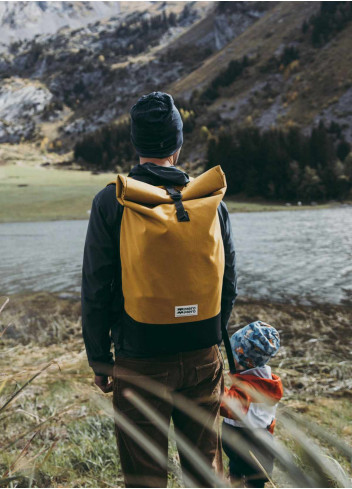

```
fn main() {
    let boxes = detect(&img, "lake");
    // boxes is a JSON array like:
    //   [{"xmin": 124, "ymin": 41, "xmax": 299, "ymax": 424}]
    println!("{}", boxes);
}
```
[{"xmin": 0, "ymin": 207, "xmax": 351, "ymax": 305}]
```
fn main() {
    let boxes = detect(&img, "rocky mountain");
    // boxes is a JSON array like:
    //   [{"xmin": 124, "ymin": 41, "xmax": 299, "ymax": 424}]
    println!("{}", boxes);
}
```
[
  {"xmin": 0, "ymin": 1, "xmax": 272, "ymax": 144},
  {"xmin": 0, "ymin": 0, "xmax": 352, "ymax": 161}
]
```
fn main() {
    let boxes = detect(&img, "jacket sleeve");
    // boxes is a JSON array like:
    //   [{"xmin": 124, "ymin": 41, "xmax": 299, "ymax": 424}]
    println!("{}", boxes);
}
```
[
  {"xmin": 220, "ymin": 385, "xmax": 250, "ymax": 419},
  {"xmin": 81, "ymin": 187, "xmax": 122, "ymax": 376},
  {"xmin": 218, "ymin": 201, "xmax": 238, "ymax": 331}
]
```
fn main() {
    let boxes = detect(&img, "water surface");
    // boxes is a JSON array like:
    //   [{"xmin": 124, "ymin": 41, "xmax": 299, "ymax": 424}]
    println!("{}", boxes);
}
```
[{"xmin": 0, "ymin": 208, "xmax": 351, "ymax": 305}]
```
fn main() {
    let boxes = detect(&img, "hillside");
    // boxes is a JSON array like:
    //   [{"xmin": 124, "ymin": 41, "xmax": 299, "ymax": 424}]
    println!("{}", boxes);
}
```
[
  {"xmin": 1, "ymin": 1, "xmax": 352, "ymax": 150},
  {"xmin": 0, "ymin": 1, "xmax": 274, "ymax": 145},
  {"xmin": 169, "ymin": 1, "xmax": 352, "ymax": 142}
]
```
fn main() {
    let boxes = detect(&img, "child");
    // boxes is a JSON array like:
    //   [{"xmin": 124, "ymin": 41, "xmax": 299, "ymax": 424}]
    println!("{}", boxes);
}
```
[{"xmin": 221, "ymin": 321, "xmax": 283, "ymax": 488}]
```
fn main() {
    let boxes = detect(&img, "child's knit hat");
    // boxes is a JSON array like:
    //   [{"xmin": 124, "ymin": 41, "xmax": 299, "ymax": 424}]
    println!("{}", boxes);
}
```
[{"xmin": 231, "ymin": 321, "xmax": 280, "ymax": 369}]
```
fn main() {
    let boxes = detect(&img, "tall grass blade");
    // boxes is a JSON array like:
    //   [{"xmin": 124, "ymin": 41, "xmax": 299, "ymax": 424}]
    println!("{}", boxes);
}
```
[
  {"xmin": 249, "ymin": 450, "xmax": 276, "ymax": 488},
  {"xmin": 279, "ymin": 412, "xmax": 351, "ymax": 488},
  {"xmin": 93, "ymin": 394, "xmax": 197, "ymax": 488},
  {"xmin": 3, "ymin": 403, "xmax": 78, "ymax": 449},
  {"xmin": 2, "ymin": 431, "xmax": 38, "ymax": 478},
  {"xmin": 124, "ymin": 388, "xmax": 229, "ymax": 488},
  {"xmin": 0, "ymin": 476, "xmax": 25, "ymax": 485},
  {"xmin": 112, "ymin": 368, "xmax": 314, "ymax": 487},
  {"xmin": 0, "ymin": 362, "xmax": 54, "ymax": 414},
  {"xmin": 0, "ymin": 296, "xmax": 9, "ymax": 315},
  {"xmin": 282, "ymin": 408, "xmax": 352, "ymax": 460}
]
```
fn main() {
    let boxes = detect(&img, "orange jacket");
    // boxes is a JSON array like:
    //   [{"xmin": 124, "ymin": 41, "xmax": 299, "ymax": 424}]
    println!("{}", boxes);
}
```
[{"xmin": 221, "ymin": 372, "xmax": 283, "ymax": 433}]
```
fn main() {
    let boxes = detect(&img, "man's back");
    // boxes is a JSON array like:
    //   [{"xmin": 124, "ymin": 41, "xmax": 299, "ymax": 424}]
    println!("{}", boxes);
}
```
[{"xmin": 81, "ymin": 91, "xmax": 238, "ymax": 488}]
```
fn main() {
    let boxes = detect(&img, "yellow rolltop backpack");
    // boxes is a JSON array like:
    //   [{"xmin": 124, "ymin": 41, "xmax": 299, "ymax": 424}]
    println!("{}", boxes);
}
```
[{"xmin": 109, "ymin": 165, "xmax": 227, "ymax": 354}]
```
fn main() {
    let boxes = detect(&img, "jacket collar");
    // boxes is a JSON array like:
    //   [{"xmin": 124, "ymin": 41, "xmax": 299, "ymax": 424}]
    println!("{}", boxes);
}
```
[{"xmin": 128, "ymin": 162, "xmax": 190, "ymax": 187}]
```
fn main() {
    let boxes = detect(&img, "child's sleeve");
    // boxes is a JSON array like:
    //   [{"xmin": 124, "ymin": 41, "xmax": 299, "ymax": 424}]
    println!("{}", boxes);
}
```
[{"xmin": 220, "ymin": 385, "xmax": 251, "ymax": 420}]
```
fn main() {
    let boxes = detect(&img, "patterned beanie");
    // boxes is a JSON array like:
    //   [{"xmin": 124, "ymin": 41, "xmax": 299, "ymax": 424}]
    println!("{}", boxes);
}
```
[
  {"xmin": 230, "ymin": 321, "xmax": 280, "ymax": 369},
  {"xmin": 130, "ymin": 91, "xmax": 183, "ymax": 158}
]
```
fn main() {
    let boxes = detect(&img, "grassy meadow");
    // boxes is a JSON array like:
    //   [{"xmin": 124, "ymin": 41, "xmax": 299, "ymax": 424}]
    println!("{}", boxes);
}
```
[
  {"xmin": 1, "ymin": 293, "xmax": 351, "ymax": 488},
  {"xmin": 0, "ymin": 144, "xmax": 340, "ymax": 223},
  {"xmin": 0, "ymin": 145, "xmax": 117, "ymax": 223}
]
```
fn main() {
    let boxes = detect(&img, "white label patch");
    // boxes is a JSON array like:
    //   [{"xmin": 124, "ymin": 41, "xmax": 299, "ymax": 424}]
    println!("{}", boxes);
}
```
[{"xmin": 175, "ymin": 304, "xmax": 198, "ymax": 317}]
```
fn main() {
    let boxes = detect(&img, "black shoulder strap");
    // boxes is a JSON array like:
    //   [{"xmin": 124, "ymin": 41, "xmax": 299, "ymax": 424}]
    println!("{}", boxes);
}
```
[
  {"xmin": 165, "ymin": 186, "xmax": 190, "ymax": 222},
  {"xmin": 221, "ymin": 323, "xmax": 236, "ymax": 374}
]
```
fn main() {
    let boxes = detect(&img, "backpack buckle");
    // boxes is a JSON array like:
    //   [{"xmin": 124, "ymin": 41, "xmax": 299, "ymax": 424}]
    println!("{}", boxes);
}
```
[
  {"xmin": 165, "ymin": 186, "xmax": 190, "ymax": 222},
  {"xmin": 170, "ymin": 192, "xmax": 182, "ymax": 201}
]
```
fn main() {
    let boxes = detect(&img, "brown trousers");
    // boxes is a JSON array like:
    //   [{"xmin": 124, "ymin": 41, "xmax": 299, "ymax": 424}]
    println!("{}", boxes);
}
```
[{"xmin": 112, "ymin": 345, "xmax": 224, "ymax": 488}]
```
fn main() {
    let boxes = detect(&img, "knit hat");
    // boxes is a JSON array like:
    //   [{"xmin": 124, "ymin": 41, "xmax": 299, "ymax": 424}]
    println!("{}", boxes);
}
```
[
  {"xmin": 130, "ymin": 92, "xmax": 183, "ymax": 158},
  {"xmin": 231, "ymin": 321, "xmax": 280, "ymax": 369}
]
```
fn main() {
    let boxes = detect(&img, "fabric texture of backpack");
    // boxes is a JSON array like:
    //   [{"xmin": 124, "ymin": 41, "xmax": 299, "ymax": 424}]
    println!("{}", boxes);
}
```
[{"xmin": 109, "ymin": 165, "xmax": 227, "ymax": 354}]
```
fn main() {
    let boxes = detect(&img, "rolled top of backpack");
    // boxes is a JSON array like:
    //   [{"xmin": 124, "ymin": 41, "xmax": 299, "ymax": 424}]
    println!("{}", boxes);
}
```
[{"xmin": 115, "ymin": 165, "xmax": 226, "ymax": 206}]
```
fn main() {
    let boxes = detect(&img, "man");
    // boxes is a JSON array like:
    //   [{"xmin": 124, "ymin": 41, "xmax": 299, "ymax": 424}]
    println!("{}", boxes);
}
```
[{"xmin": 81, "ymin": 92, "xmax": 237, "ymax": 487}]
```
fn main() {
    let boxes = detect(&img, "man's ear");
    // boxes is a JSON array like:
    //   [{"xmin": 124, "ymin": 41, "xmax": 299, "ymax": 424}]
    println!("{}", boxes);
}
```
[{"xmin": 173, "ymin": 148, "xmax": 181, "ymax": 165}]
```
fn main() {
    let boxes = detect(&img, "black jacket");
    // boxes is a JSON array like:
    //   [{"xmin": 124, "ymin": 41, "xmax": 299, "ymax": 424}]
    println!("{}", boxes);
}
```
[{"xmin": 81, "ymin": 163, "xmax": 238, "ymax": 374}]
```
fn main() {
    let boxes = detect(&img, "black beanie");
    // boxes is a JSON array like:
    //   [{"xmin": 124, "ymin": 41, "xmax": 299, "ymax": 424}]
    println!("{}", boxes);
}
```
[{"xmin": 130, "ymin": 92, "xmax": 183, "ymax": 158}]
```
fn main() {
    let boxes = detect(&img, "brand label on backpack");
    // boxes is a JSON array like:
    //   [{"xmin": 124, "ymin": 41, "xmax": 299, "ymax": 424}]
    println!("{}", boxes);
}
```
[{"xmin": 175, "ymin": 304, "xmax": 198, "ymax": 317}]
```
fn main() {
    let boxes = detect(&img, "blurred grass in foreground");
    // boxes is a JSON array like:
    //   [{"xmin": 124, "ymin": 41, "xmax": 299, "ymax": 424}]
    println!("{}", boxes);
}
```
[{"xmin": 0, "ymin": 293, "xmax": 351, "ymax": 487}]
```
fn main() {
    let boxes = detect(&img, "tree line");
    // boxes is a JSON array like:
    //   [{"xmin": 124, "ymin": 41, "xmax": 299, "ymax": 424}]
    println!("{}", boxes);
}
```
[
  {"xmin": 206, "ymin": 121, "xmax": 351, "ymax": 202},
  {"xmin": 74, "ymin": 119, "xmax": 133, "ymax": 171},
  {"xmin": 74, "ymin": 116, "xmax": 351, "ymax": 203}
]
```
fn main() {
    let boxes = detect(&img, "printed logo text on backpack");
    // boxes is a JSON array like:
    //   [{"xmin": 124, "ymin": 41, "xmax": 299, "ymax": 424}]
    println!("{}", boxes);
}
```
[{"xmin": 175, "ymin": 305, "xmax": 198, "ymax": 317}]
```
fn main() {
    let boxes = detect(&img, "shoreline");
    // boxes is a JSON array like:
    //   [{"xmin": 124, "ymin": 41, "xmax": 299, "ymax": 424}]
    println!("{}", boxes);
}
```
[
  {"xmin": 2, "ymin": 290, "xmax": 351, "ymax": 334},
  {"xmin": 0, "ymin": 197, "xmax": 347, "ymax": 225},
  {"xmin": 2, "ymin": 290, "xmax": 350, "ymax": 309}
]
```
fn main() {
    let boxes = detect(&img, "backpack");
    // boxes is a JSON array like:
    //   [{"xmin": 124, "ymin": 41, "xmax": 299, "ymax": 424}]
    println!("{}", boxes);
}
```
[{"xmin": 108, "ymin": 165, "xmax": 229, "ymax": 355}]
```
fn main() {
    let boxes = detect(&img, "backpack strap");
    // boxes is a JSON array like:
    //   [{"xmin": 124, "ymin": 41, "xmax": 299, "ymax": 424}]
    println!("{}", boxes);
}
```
[
  {"xmin": 221, "ymin": 323, "xmax": 237, "ymax": 373},
  {"xmin": 165, "ymin": 186, "xmax": 190, "ymax": 222}
]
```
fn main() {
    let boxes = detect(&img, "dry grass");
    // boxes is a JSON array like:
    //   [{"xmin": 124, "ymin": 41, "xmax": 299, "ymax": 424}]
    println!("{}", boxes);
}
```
[{"xmin": 0, "ymin": 293, "xmax": 351, "ymax": 487}]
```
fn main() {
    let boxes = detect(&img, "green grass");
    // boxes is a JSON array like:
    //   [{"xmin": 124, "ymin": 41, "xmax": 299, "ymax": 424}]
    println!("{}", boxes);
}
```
[
  {"xmin": 0, "ymin": 164, "xmax": 117, "ymax": 223},
  {"xmin": 0, "ymin": 163, "xmax": 340, "ymax": 223}
]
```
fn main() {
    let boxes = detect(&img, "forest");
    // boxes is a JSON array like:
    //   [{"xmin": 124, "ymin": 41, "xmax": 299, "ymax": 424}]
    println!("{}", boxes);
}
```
[{"xmin": 74, "ymin": 118, "xmax": 351, "ymax": 203}]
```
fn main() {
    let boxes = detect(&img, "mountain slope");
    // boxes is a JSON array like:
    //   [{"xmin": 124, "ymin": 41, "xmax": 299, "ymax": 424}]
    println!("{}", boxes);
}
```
[
  {"xmin": 169, "ymin": 2, "xmax": 317, "ymax": 97},
  {"xmin": 168, "ymin": 1, "xmax": 352, "ymax": 143},
  {"xmin": 1, "ymin": 1, "xmax": 352, "ymax": 151},
  {"xmin": 0, "ymin": 1, "xmax": 272, "ymax": 144}
]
